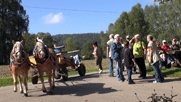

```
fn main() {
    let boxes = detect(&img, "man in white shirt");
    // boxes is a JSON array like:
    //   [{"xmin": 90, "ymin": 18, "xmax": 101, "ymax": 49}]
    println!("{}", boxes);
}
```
[
  {"xmin": 107, "ymin": 34, "xmax": 114, "ymax": 77},
  {"xmin": 147, "ymin": 35, "xmax": 164, "ymax": 83}
]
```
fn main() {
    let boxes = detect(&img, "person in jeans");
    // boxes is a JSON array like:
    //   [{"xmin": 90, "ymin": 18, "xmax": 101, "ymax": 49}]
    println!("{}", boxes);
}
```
[
  {"xmin": 111, "ymin": 34, "xmax": 125, "ymax": 82},
  {"xmin": 147, "ymin": 35, "xmax": 164, "ymax": 83},
  {"xmin": 161, "ymin": 40, "xmax": 174, "ymax": 65},
  {"xmin": 93, "ymin": 42, "xmax": 103, "ymax": 74},
  {"xmin": 126, "ymin": 35, "xmax": 137, "ymax": 73},
  {"xmin": 132, "ymin": 34, "xmax": 147, "ymax": 79},
  {"xmin": 123, "ymin": 41, "xmax": 137, "ymax": 84},
  {"xmin": 107, "ymin": 34, "xmax": 115, "ymax": 77}
]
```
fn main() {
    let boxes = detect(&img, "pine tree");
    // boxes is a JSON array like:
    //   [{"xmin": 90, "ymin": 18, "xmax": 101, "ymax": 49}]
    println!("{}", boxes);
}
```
[{"xmin": 0, "ymin": 0, "xmax": 29, "ymax": 64}]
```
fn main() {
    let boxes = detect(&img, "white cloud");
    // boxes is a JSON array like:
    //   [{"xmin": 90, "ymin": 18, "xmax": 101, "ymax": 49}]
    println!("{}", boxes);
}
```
[{"xmin": 42, "ymin": 12, "xmax": 64, "ymax": 24}]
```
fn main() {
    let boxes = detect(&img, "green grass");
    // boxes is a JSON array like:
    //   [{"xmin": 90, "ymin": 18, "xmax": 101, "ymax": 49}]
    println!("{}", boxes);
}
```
[
  {"xmin": 0, "ymin": 67, "xmax": 109, "ymax": 87},
  {"xmin": 146, "ymin": 66, "xmax": 181, "ymax": 78}
]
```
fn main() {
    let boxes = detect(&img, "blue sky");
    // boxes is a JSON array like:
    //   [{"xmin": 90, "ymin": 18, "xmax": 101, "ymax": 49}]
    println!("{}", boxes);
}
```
[{"xmin": 21, "ymin": 0, "xmax": 159, "ymax": 36}]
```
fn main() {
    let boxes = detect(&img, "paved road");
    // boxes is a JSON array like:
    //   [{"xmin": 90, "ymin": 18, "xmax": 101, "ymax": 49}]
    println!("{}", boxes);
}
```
[{"xmin": 0, "ymin": 70, "xmax": 181, "ymax": 102}]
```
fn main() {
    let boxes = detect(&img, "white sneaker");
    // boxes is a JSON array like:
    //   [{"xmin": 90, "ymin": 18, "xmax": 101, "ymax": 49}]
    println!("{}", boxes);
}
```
[
  {"xmin": 99, "ymin": 70, "xmax": 103, "ymax": 74},
  {"xmin": 153, "ymin": 81, "xmax": 157, "ymax": 83},
  {"xmin": 153, "ymin": 81, "xmax": 161, "ymax": 83},
  {"xmin": 171, "ymin": 61, "xmax": 175, "ymax": 64}
]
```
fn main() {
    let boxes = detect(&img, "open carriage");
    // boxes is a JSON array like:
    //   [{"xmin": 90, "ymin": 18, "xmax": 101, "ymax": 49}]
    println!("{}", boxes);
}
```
[
  {"xmin": 55, "ymin": 50, "xmax": 86, "ymax": 81},
  {"xmin": 29, "ymin": 46, "xmax": 86, "ymax": 84}
]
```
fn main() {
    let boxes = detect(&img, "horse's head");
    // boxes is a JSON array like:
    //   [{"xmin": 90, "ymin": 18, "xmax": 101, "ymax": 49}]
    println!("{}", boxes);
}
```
[
  {"xmin": 35, "ymin": 38, "xmax": 47, "ymax": 59},
  {"xmin": 12, "ymin": 40, "xmax": 24, "ymax": 62}
]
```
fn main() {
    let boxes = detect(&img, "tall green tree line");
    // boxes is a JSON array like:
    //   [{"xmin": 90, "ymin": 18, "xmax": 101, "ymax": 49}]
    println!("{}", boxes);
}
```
[{"xmin": 0, "ymin": 0, "xmax": 29, "ymax": 64}]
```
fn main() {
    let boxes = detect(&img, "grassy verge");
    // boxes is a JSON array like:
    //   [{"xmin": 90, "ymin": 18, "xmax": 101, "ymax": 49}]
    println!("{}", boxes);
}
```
[
  {"xmin": 0, "ymin": 67, "xmax": 109, "ymax": 87},
  {"xmin": 146, "ymin": 66, "xmax": 181, "ymax": 78}
]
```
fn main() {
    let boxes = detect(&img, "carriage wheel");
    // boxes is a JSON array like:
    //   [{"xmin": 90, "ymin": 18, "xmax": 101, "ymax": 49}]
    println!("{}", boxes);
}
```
[
  {"xmin": 55, "ymin": 68, "xmax": 61, "ymax": 79},
  {"xmin": 62, "ymin": 67, "xmax": 68, "ymax": 81},
  {"xmin": 78, "ymin": 63, "xmax": 86, "ymax": 76}
]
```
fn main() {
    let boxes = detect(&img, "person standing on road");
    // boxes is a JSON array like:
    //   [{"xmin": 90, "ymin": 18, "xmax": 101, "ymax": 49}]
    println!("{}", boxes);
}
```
[
  {"xmin": 147, "ymin": 35, "xmax": 164, "ymax": 83},
  {"xmin": 132, "ymin": 34, "xmax": 147, "ymax": 79},
  {"xmin": 107, "ymin": 34, "xmax": 115, "ymax": 77},
  {"xmin": 126, "ymin": 35, "xmax": 137, "ymax": 73},
  {"xmin": 111, "ymin": 34, "xmax": 125, "ymax": 82},
  {"xmin": 123, "ymin": 41, "xmax": 137, "ymax": 84},
  {"xmin": 93, "ymin": 42, "xmax": 103, "ymax": 74}
]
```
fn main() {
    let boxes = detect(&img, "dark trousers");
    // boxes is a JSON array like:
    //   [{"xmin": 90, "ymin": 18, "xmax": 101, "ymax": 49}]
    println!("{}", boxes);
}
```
[
  {"xmin": 135, "ymin": 57, "xmax": 146, "ymax": 77},
  {"xmin": 95, "ymin": 56, "xmax": 102, "ymax": 70}
]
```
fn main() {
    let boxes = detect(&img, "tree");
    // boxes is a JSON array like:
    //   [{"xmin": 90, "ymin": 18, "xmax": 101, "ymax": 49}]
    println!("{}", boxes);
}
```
[
  {"xmin": 22, "ymin": 33, "xmax": 36, "ymax": 55},
  {"xmin": 106, "ymin": 23, "xmax": 114, "ymax": 34},
  {"xmin": 144, "ymin": 4, "xmax": 159, "ymax": 39},
  {"xmin": 0, "ymin": 0, "xmax": 29, "ymax": 64},
  {"xmin": 37, "ymin": 32, "xmax": 55, "ymax": 48},
  {"xmin": 66, "ymin": 37, "xmax": 80, "ymax": 51},
  {"xmin": 81, "ymin": 42, "xmax": 94, "ymax": 59},
  {"xmin": 113, "ymin": 11, "xmax": 130, "ymax": 39},
  {"xmin": 129, "ymin": 3, "xmax": 148, "ymax": 41},
  {"xmin": 100, "ymin": 31, "xmax": 108, "ymax": 57},
  {"xmin": 154, "ymin": 0, "xmax": 181, "ymax": 4}
]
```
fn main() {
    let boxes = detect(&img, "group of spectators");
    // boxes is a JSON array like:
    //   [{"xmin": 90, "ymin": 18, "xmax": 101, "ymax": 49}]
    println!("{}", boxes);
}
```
[
  {"xmin": 156, "ymin": 39, "xmax": 180, "ymax": 66},
  {"xmin": 93, "ymin": 34, "xmax": 173, "ymax": 84},
  {"xmin": 106, "ymin": 34, "xmax": 148, "ymax": 84}
]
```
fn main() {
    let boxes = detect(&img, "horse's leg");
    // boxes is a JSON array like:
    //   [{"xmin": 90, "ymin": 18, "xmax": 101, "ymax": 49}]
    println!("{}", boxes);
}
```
[
  {"xmin": 52, "ymin": 68, "xmax": 55, "ymax": 89},
  {"xmin": 23, "ymin": 71, "xmax": 28, "ymax": 96},
  {"xmin": 39, "ymin": 70, "xmax": 46, "ymax": 92},
  {"xmin": 18, "ymin": 75, "xmax": 23, "ymax": 93},
  {"xmin": 12, "ymin": 73, "xmax": 17, "ymax": 92},
  {"xmin": 47, "ymin": 70, "xmax": 53, "ymax": 94}
]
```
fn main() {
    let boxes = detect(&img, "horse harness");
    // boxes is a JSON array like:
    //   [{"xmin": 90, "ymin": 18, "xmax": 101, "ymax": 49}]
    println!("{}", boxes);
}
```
[{"xmin": 10, "ymin": 50, "xmax": 28, "ymax": 70}]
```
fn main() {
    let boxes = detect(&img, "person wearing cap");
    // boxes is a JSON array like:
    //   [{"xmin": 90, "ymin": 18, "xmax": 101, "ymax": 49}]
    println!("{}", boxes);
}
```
[
  {"xmin": 111, "ymin": 34, "xmax": 125, "ymax": 82},
  {"xmin": 132, "ymin": 34, "xmax": 147, "ymax": 79},
  {"xmin": 147, "ymin": 35, "xmax": 164, "ymax": 83},
  {"xmin": 161, "ymin": 40, "xmax": 174, "ymax": 66},
  {"xmin": 126, "ymin": 35, "xmax": 137, "ymax": 73},
  {"xmin": 107, "ymin": 34, "xmax": 115, "ymax": 77}
]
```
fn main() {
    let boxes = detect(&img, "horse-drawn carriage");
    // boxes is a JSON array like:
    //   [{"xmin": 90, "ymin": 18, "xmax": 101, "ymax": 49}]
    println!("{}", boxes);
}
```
[
  {"xmin": 30, "ymin": 46, "xmax": 86, "ymax": 84},
  {"xmin": 10, "ymin": 38, "xmax": 86, "ymax": 96}
]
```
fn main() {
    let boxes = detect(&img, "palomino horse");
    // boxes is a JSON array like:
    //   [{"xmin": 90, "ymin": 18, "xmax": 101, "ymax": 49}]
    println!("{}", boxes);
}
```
[
  {"xmin": 34, "ymin": 38, "xmax": 57, "ymax": 94},
  {"xmin": 10, "ymin": 40, "xmax": 33, "ymax": 96}
]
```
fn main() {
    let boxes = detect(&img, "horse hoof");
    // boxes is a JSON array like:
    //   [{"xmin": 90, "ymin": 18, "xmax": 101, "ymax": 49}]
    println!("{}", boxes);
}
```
[
  {"xmin": 20, "ymin": 91, "xmax": 23, "ymax": 94},
  {"xmin": 14, "ymin": 90, "xmax": 17, "ymax": 92},
  {"xmin": 24, "ymin": 93, "xmax": 28, "ymax": 97},
  {"xmin": 42, "ymin": 90, "xmax": 46, "ymax": 93}
]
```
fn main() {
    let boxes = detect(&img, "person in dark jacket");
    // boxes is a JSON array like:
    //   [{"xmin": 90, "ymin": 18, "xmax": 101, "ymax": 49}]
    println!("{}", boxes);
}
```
[{"xmin": 123, "ymin": 41, "xmax": 137, "ymax": 84}]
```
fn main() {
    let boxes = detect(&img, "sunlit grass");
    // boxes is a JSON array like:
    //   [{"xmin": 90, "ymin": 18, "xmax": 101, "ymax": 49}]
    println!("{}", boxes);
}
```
[{"xmin": 146, "ymin": 66, "xmax": 181, "ymax": 78}]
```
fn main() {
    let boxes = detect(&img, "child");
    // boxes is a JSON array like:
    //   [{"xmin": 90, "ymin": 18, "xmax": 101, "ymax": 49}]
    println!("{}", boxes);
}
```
[{"xmin": 123, "ymin": 41, "xmax": 137, "ymax": 84}]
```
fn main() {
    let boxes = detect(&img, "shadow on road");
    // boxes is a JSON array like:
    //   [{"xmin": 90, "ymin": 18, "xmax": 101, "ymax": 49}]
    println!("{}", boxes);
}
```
[
  {"xmin": 53, "ymin": 83, "xmax": 119, "ymax": 96},
  {"xmin": 55, "ymin": 72, "xmax": 101, "ymax": 83},
  {"xmin": 28, "ymin": 72, "xmax": 119, "ymax": 97}
]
